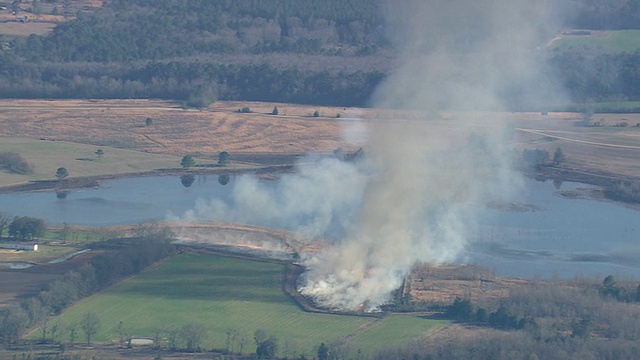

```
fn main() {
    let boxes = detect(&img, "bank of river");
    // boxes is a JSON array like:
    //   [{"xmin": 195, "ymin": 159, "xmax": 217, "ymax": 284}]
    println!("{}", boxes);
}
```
[{"xmin": 0, "ymin": 172, "xmax": 637, "ymax": 279}]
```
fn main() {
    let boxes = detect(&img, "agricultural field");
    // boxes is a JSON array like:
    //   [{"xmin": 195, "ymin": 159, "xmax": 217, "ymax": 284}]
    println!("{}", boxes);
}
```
[
  {"xmin": 42, "ymin": 252, "xmax": 448, "ymax": 357},
  {"xmin": 548, "ymin": 30, "xmax": 640, "ymax": 53},
  {"xmin": 0, "ymin": 137, "xmax": 184, "ymax": 187}
]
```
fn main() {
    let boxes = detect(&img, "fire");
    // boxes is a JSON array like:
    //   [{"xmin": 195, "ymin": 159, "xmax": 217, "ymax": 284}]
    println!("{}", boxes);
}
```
[{"xmin": 236, "ymin": 243, "xmax": 263, "ymax": 250}]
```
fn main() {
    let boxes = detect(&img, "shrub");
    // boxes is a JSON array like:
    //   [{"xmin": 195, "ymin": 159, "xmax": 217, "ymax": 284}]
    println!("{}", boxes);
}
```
[{"xmin": 0, "ymin": 151, "xmax": 32, "ymax": 174}]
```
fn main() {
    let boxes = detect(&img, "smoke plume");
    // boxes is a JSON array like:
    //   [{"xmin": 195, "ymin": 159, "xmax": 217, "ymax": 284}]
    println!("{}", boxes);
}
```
[
  {"xmin": 181, "ymin": 0, "xmax": 563, "ymax": 310},
  {"xmin": 298, "ymin": 0, "xmax": 562, "ymax": 310}
]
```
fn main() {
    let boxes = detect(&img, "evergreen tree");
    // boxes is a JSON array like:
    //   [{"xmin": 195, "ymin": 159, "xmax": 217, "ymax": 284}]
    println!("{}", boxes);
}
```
[{"xmin": 553, "ymin": 147, "xmax": 566, "ymax": 165}]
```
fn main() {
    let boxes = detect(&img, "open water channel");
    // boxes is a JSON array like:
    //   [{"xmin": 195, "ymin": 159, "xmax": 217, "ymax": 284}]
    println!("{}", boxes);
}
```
[{"xmin": 0, "ymin": 173, "xmax": 638, "ymax": 279}]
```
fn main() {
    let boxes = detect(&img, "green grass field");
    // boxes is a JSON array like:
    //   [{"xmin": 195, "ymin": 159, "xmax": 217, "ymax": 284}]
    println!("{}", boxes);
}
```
[
  {"xmin": 0, "ymin": 226, "xmax": 118, "ymax": 264},
  {"xmin": 550, "ymin": 30, "xmax": 640, "ymax": 53},
  {"xmin": 548, "ymin": 100, "xmax": 640, "ymax": 114},
  {"xmin": 0, "ymin": 227, "xmax": 114, "ymax": 264},
  {"xmin": 0, "ymin": 137, "xmax": 183, "ymax": 187},
  {"xmin": 43, "ymin": 253, "xmax": 447, "ymax": 357}
]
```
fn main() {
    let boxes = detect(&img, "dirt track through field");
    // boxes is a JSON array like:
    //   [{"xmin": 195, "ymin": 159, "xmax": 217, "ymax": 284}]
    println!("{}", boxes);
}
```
[{"xmin": 518, "ymin": 128, "xmax": 640, "ymax": 150}]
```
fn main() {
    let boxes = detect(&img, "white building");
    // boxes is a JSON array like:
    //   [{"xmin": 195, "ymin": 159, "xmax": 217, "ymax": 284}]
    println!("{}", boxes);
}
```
[{"xmin": 0, "ymin": 242, "xmax": 38, "ymax": 251}]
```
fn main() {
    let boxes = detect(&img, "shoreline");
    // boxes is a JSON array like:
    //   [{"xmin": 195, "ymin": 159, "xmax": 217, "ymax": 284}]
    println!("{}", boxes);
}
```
[
  {"xmin": 0, "ymin": 164, "xmax": 294, "ymax": 194},
  {"xmin": 0, "ymin": 160, "xmax": 638, "ymax": 206}
]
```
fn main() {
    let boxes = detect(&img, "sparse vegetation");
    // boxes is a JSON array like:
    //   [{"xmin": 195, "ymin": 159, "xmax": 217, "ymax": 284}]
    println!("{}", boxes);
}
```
[
  {"xmin": 180, "ymin": 155, "xmax": 195, "ymax": 169},
  {"xmin": 80, "ymin": 313, "xmax": 99, "ymax": 345},
  {"xmin": 522, "ymin": 148, "xmax": 550, "ymax": 167},
  {"xmin": 373, "ymin": 270, "xmax": 640, "ymax": 359},
  {"xmin": 55, "ymin": 167, "xmax": 68, "ymax": 179},
  {"xmin": 0, "ymin": 152, "xmax": 32, "ymax": 175},
  {"xmin": 605, "ymin": 181, "xmax": 640, "ymax": 203},
  {"xmin": 218, "ymin": 151, "xmax": 230, "ymax": 165},
  {"xmin": 552, "ymin": 147, "xmax": 566, "ymax": 165}
]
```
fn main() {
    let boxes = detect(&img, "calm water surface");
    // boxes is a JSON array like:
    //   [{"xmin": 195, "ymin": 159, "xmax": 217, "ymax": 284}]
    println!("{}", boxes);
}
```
[{"xmin": 0, "ymin": 174, "xmax": 638, "ymax": 279}]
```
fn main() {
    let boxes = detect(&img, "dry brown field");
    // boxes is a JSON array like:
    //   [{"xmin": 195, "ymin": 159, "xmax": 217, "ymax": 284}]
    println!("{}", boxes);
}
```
[
  {"xmin": 0, "ymin": 99, "xmax": 354, "ymax": 156},
  {"xmin": 408, "ymin": 264, "xmax": 529, "ymax": 304},
  {"xmin": 0, "ymin": 20, "xmax": 57, "ymax": 36},
  {"xmin": 1, "ymin": 99, "xmax": 639, "ymax": 183},
  {"xmin": 0, "ymin": 249, "xmax": 95, "ymax": 307},
  {"xmin": 0, "ymin": 0, "xmax": 102, "ymax": 36}
]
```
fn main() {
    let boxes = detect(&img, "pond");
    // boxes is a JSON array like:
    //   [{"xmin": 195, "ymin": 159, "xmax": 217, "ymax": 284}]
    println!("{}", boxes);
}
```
[
  {"xmin": 471, "ymin": 179, "xmax": 640, "ymax": 279},
  {"xmin": 0, "ymin": 174, "xmax": 237, "ymax": 226},
  {"xmin": 0, "ymin": 173, "xmax": 638, "ymax": 279}
]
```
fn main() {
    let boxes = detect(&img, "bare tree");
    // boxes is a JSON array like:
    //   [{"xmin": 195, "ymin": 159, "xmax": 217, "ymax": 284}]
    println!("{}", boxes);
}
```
[
  {"xmin": 67, "ymin": 323, "xmax": 77, "ymax": 346},
  {"xmin": 50, "ymin": 323, "xmax": 59, "ymax": 344},
  {"xmin": 39, "ymin": 315, "xmax": 51, "ymax": 343},
  {"xmin": 0, "ymin": 211, "xmax": 11, "ymax": 240},
  {"xmin": 80, "ymin": 312, "xmax": 100, "ymax": 345},
  {"xmin": 153, "ymin": 326, "xmax": 165, "ymax": 349},
  {"xmin": 237, "ymin": 330, "xmax": 248, "ymax": 354},
  {"xmin": 59, "ymin": 222, "xmax": 70, "ymax": 244},
  {"xmin": 167, "ymin": 327, "xmax": 180, "ymax": 350},
  {"xmin": 2, "ymin": 307, "xmax": 28, "ymax": 348},
  {"xmin": 283, "ymin": 335, "xmax": 295, "ymax": 359},
  {"xmin": 226, "ymin": 328, "xmax": 239, "ymax": 353},
  {"xmin": 180, "ymin": 322, "xmax": 207, "ymax": 352}
]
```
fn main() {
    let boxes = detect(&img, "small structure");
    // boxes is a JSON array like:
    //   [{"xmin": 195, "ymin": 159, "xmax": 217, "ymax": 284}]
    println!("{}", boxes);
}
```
[{"xmin": 0, "ymin": 242, "xmax": 38, "ymax": 251}]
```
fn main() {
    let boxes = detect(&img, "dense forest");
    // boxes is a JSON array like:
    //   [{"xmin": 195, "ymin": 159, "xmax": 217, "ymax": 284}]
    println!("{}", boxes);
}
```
[{"xmin": 3, "ymin": 0, "xmax": 640, "ymax": 107}]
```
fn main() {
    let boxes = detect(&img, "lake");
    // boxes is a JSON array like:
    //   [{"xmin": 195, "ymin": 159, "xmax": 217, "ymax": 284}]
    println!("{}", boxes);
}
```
[{"xmin": 0, "ymin": 173, "xmax": 638, "ymax": 279}]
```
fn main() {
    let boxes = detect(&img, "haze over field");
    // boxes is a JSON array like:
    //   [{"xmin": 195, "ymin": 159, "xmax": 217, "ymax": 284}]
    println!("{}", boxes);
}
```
[{"xmin": 182, "ymin": 0, "xmax": 566, "ymax": 310}]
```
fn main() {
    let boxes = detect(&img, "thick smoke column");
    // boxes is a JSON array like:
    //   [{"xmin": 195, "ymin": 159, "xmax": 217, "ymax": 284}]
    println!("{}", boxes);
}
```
[
  {"xmin": 180, "ymin": 0, "xmax": 563, "ymax": 310},
  {"xmin": 298, "ymin": 0, "xmax": 562, "ymax": 309}
]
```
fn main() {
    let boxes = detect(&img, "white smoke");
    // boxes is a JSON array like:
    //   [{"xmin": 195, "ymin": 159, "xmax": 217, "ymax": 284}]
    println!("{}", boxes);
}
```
[
  {"xmin": 179, "ymin": 0, "xmax": 564, "ymax": 310},
  {"xmin": 297, "ymin": 0, "xmax": 562, "ymax": 310},
  {"xmin": 180, "ymin": 156, "xmax": 370, "ymax": 240}
]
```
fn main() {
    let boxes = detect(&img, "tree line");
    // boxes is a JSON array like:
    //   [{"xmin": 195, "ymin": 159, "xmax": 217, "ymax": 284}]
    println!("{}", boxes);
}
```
[
  {"xmin": 0, "ymin": 213, "xmax": 46, "ymax": 242},
  {"xmin": 376, "ymin": 274, "xmax": 640, "ymax": 360},
  {"xmin": 0, "ymin": 60, "xmax": 383, "ymax": 107},
  {"xmin": 7, "ymin": 1, "xmax": 640, "ymax": 108},
  {"xmin": 10, "ymin": 0, "xmax": 383, "ymax": 63},
  {"xmin": 0, "ymin": 224, "xmax": 176, "ymax": 348}
]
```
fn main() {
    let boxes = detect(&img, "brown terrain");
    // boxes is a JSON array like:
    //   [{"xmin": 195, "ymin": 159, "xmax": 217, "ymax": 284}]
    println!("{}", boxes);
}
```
[
  {"xmin": 1, "ymin": 99, "xmax": 639, "ymax": 183},
  {"xmin": 0, "ymin": 248, "xmax": 95, "ymax": 306},
  {"xmin": 0, "ymin": 99, "xmax": 639, "ymax": 358},
  {"xmin": 0, "ymin": 0, "xmax": 102, "ymax": 36},
  {"xmin": 1, "ymin": 99, "xmax": 639, "ymax": 304}
]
